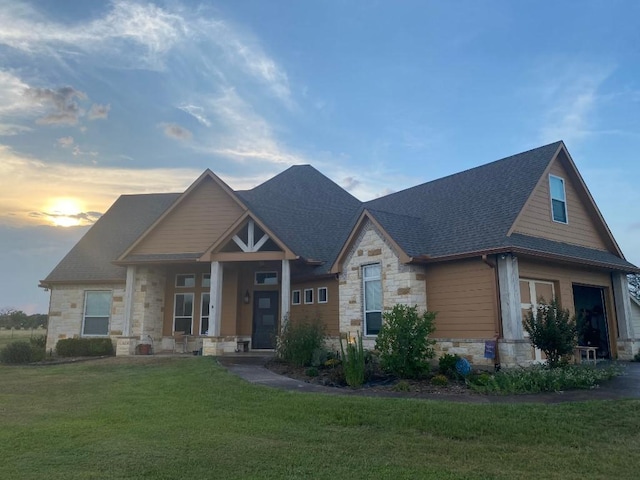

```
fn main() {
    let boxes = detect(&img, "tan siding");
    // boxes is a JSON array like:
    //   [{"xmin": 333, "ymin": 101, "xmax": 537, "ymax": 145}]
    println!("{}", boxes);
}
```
[
  {"xmin": 518, "ymin": 257, "xmax": 618, "ymax": 356},
  {"xmin": 290, "ymin": 278, "xmax": 340, "ymax": 337},
  {"xmin": 133, "ymin": 177, "xmax": 244, "ymax": 255},
  {"xmin": 512, "ymin": 159, "xmax": 607, "ymax": 250},
  {"xmin": 426, "ymin": 258, "xmax": 498, "ymax": 338}
]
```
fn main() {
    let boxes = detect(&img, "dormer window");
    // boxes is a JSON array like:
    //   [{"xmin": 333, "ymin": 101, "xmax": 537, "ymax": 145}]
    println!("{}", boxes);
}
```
[{"xmin": 549, "ymin": 175, "xmax": 568, "ymax": 224}]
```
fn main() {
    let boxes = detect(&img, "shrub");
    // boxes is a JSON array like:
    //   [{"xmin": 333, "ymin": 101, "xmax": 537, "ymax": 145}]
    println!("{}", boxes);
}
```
[
  {"xmin": 305, "ymin": 367, "xmax": 319, "ymax": 377},
  {"xmin": 375, "ymin": 304, "xmax": 436, "ymax": 379},
  {"xmin": 633, "ymin": 352, "xmax": 640, "ymax": 362},
  {"xmin": 276, "ymin": 318, "xmax": 326, "ymax": 367},
  {"xmin": 340, "ymin": 331, "xmax": 366, "ymax": 388},
  {"xmin": 438, "ymin": 353, "xmax": 461, "ymax": 378},
  {"xmin": 393, "ymin": 380, "xmax": 411, "ymax": 392},
  {"xmin": 431, "ymin": 374, "xmax": 449, "ymax": 386},
  {"xmin": 55, "ymin": 338, "xmax": 114, "ymax": 357},
  {"xmin": 0, "ymin": 341, "xmax": 33, "ymax": 364},
  {"xmin": 523, "ymin": 298, "xmax": 577, "ymax": 368},
  {"xmin": 467, "ymin": 363, "xmax": 622, "ymax": 394}
]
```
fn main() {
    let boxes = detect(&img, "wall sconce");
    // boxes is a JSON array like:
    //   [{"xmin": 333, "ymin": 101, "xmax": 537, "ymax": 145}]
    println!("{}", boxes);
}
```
[{"xmin": 243, "ymin": 290, "xmax": 251, "ymax": 304}]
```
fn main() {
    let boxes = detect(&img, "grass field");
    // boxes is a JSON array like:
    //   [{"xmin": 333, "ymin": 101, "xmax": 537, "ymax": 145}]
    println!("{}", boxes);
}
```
[
  {"xmin": 0, "ymin": 328, "xmax": 43, "ymax": 349},
  {"xmin": 1, "ymin": 357, "xmax": 639, "ymax": 479}
]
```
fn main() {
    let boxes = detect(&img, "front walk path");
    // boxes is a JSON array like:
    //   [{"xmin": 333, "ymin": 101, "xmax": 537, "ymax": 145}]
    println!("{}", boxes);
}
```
[{"xmin": 217, "ymin": 355, "xmax": 640, "ymax": 404}]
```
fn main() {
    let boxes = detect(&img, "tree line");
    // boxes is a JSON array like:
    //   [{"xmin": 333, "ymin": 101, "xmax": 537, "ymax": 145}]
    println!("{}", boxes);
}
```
[{"xmin": 0, "ymin": 309, "xmax": 48, "ymax": 330}]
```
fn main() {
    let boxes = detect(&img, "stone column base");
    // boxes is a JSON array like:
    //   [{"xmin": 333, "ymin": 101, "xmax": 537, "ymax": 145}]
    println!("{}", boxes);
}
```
[
  {"xmin": 202, "ymin": 336, "xmax": 245, "ymax": 356},
  {"xmin": 616, "ymin": 339, "xmax": 640, "ymax": 360},
  {"xmin": 115, "ymin": 337, "xmax": 137, "ymax": 356},
  {"xmin": 498, "ymin": 339, "xmax": 535, "ymax": 367}
]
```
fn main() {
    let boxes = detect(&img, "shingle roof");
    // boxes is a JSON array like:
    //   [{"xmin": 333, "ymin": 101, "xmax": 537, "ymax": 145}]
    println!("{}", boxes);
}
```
[
  {"xmin": 237, "ymin": 165, "xmax": 362, "ymax": 273},
  {"xmin": 42, "ymin": 193, "xmax": 180, "ymax": 284},
  {"xmin": 365, "ymin": 141, "xmax": 563, "ymax": 258}
]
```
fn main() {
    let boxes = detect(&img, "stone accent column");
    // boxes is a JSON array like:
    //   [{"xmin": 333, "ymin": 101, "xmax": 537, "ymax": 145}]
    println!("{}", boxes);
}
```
[
  {"xmin": 497, "ymin": 253, "xmax": 523, "ymax": 340},
  {"xmin": 123, "ymin": 265, "xmax": 136, "ymax": 337},
  {"xmin": 209, "ymin": 261, "xmax": 223, "ymax": 337},
  {"xmin": 281, "ymin": 259, "xmax": 290, "ymax": 331},
  {"xmin": 612, "ymin": 272, "xmax": 637, "ymax": 359}
]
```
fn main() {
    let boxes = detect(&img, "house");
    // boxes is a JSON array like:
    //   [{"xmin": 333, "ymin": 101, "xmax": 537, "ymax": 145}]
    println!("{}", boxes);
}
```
[{"xmin": 40, "ymin": 141, "xmax": 640, "ymax": 365}]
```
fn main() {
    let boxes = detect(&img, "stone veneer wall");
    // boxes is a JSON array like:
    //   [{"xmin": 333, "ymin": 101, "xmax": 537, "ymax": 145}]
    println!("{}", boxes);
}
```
[
  {"xmin": 46, "ymin": 284, "xmax": 126, "ymax": 352},
  {"xmin": 338, "ymin": 220, "xmax": 427, "ymax": 349},
  {"xmin": 130, "ymin": 266, "xmax": 166, "ymax": 341}
]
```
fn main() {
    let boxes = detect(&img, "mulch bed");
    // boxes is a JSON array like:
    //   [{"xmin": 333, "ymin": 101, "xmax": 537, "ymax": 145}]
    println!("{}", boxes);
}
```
[{"xmin": 265, "ymin": 358, "xmax": 474, "ymax": 396}]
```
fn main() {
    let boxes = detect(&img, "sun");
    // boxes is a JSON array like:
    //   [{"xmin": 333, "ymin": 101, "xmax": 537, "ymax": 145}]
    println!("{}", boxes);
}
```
[{"xmin": 47, "ymin": 198, "xmax": 83, "ymax": 227}]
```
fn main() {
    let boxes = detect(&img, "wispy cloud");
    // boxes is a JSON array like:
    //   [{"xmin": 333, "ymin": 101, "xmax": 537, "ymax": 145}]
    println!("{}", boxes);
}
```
[
  {"xmin": 178, "ymin": 104, "xmax": 211, "ymax": 127},
  {"xmin": 56, "ymin": 136, "xmax": 74, "ymax": 148},
  {"xmin": 534, "ymin": 63, "xmax": 613, "ymax": 144},
  {"xmin": 88, "ymin": 103, "xmax": 110, "ymax": 120},
  {"xmin": 24, "ymin": 86, "xmax": 87, "ymax": 126},
  {"xmin": 0, "ymin": 124, "xmax": 31, "ymax": 136},
  {"xmin": 161, "ymin": 122, "xmax": 192, "ymax": 141}
]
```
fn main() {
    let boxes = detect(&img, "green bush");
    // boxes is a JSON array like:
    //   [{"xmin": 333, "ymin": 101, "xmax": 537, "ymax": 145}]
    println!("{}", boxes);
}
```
[
  {"xmin": 305, "ymin": 366, "xmax": 319, "ymax": 377},
  {"xmin": 431, "ymin": 374, "xmax": 449, "ymax": 386},
  {"xmin": 55, "ymin": 337, "xmax": 114, "ymax": 357},
  {"xmin": 438, "ymin": 353, "xmax": 461, "ymax": 378},
  {"xmin": 340, "ymin": 331, "xmax": 366, "ymax": 388},
  {"xmin": 0, "ymin": 341, "xmax": 34, "ymax": 364},
  {"xmin": 276, "ymin": 319, "xmax": 326, "ymax": 367},
  {"xmin": 633, "ymin": 352, "xmax": 640, "ymax": 362},
  {"xmin": 375, "ymin": 304, "xmax": 436, "ymax": 379},
  {"xmin": 523, "ymin": 298, "xmax": 577, "ymax": 368},
  {"xmin": 467, "ymin": 363, "xmax": 622, "ymax": 394}
]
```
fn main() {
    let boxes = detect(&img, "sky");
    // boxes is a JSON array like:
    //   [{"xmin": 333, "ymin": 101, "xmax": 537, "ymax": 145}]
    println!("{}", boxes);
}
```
[{"xmin": 0, "ymin": 0, "xmax": 639, "ymax": 314}]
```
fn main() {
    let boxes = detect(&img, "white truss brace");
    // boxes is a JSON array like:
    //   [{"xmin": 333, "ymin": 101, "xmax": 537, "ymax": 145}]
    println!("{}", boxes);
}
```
[{"xmin": 232, "ymin": 219, "xmax": 269, "ymax": 252}]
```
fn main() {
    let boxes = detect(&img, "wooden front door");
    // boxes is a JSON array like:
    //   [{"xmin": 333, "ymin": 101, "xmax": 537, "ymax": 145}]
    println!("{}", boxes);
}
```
[{"xmin": 252, "ymin": 291, "xmax": 279, "ymax": 349}]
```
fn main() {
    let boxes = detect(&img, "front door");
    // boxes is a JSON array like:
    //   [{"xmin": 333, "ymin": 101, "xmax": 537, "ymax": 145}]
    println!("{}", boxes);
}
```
[
  {"xmin": 573, "ymin": 285, "xmax": 610, "ymax": 358},
  {"xmin": 252, "ymin": 290, "xmax": 279, "ymax": 349}
]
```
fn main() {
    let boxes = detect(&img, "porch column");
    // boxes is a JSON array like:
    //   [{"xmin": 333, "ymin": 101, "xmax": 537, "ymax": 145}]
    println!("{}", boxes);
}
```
[
  {"xmin": 123, "ymin": 265, "xmax": 136, "ymax": 336},
  {"xmin": 497, "ymin": 253, "xmax": 523, "ymax": 340},
  {"xmin": 281, "ymin": 259, "xmax": 290, "ymax": 331},
  {"xmin": 612, "ymin": 272, "xmax": 634, "ymax": 339},
  {"xmin": 209, "ymin": 261, "xmax": 223, "ymax": 337}
]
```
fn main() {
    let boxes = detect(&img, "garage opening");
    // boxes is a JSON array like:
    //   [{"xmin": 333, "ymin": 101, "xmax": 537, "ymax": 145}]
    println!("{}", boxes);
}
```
[{"xmin": 573, "ymin": 285, "xmax": 610, "ymax": 359}]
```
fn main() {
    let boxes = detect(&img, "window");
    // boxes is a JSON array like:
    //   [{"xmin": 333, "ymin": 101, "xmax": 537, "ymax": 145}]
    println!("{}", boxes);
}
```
[
  {"xmin": 318, "ymin": 287, "xmax": 328, "ymax": 304},
  {"xmin": 549, "ymin": 175, "xmax": 568, "ymax": 223},
  {"xmin": 202, "ymin": 274, "xmax": 211, "ymax": 288},
  {"xmin": 363, "ymin": 264, "xmax": 382, "ymax": 336},
  {"xmin": 174, "ymin": 293, "xmax": 194, "ymax": 334},
  {"xmin": 82, "ymin": 291, "xmax": 111, "ymax": 336},
  {"xmin": 176, "ymin": 274, "xmax": 195, "ymax": 288},
  {"xmin": 255, "ymin": 271, "xmax": 278, "ymax": 285},
  {"xmin": 291, "ymin": 290, "xmax": 301, "ymax": 305},
  {"xmin": 200, "ymin": 293, "xmax": 210, "ymax": 335},
  {"xmin": 304, "ymin": 288, "xmax": 314, "ymax": 304}
]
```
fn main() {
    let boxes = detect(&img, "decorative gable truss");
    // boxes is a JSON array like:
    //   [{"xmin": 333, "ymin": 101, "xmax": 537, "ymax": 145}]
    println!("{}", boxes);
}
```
[{"xmin": 232, "ymin": 219, "xmax": 272, "ymax": 253}]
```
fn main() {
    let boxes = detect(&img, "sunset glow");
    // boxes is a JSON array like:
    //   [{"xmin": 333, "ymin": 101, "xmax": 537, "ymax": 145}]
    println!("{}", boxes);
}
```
[{"xmin": 47, "ymin": 198, "xmax": 83, "ymax": 227}]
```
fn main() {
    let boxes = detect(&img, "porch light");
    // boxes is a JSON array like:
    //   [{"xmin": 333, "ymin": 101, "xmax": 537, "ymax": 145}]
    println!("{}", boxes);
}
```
[{"xmin": 244, "ymin": 290, "xmax": 251, "ymax": 304}]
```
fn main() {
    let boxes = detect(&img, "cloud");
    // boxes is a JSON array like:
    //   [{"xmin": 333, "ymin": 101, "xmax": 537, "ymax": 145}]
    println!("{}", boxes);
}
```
[
  {"xmin": 534, "ymin": 63, "xmax": 613, "ymax": 145},
  {"xmin": 179, "ymin": 104, "xmax": 211, "ymax": 127},
  {"xmin": 161, "ymin": 123, "xmax": 192, "ymax": 141},
  {"xmin": 88, "ymin": 103, "xmax": 110, "ymax": 120},
  {"xmin": 342, "ymin": 176, "xmax": 361, "ymax": 191},
  {"xmin": 72, "ymin": 145, "xmax": 98, "ymax": 157},
  {"xmin": 0, "ymin": 123, "xmax": 31, "ymax": 136},
  {"xmin": 28, "ymin": 210, "xmax": 103, "ymax": 225},
  {"xmin": 24, "ymin": 86, "xmax": 87, "ymax": 126},
  {"xmin": 57, "ymin": 136, "xmax": 74, "ymax": 148},
  {"xmin": 0, "ymin": 70, "xmax": 34, "ymax": 115}
]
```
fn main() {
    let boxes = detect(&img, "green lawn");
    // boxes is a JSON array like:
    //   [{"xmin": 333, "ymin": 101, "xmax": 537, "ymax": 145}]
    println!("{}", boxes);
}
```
[{"xmin": 1, "ymin": 357, "xmax": 638, "ymax": 479}]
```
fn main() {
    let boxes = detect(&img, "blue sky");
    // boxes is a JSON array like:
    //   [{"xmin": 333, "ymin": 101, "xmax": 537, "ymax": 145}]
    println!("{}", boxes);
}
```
[{"xmin": 0, "ymin": 0, "xmax": 638, "ymax": 314}]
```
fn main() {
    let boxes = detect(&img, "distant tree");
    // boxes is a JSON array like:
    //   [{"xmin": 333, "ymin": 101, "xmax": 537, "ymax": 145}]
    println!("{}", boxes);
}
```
[
  {"xmin": 0, "ymin": 309, "xmax": 47, "ymax": 329},
  {"xmin": 629, "ymin": 274, "xmax": 640, "ymax": 301}
]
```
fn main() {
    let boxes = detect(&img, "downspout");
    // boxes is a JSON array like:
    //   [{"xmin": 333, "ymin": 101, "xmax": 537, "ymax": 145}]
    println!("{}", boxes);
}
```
[{"xmin": 482, "ymin": 254, "xmax": 502, "ymax": 370}]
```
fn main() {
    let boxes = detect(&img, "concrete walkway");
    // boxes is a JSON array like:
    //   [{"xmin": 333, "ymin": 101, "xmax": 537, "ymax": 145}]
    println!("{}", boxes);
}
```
[{"xmin": 218, "ymin": 355, "xmax": 640, "ymax": 404}]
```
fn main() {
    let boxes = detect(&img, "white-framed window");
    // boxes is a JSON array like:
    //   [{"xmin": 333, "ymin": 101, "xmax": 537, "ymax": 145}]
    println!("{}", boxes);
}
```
[
  {"xmin": 291, "ymin": 290, "xmax": 301, "ymax": 305},
  {"xmin": 363, "ymin": 264, "xmax": 382, "ymax": 336},
  {"xmin": 200, "ymin": 293, "xmax": 210, "ymax": 335},
  {"xmin": 255, "ymin": 271, "xmax": 278, "ymax": 285},
  {"xmin": 304, "ymin": 288, "xmax": 314, "ymax": 304},
  {"xmin": 318, "ymin": 287, "xmax": 328, "ymax": 304},
  {"xmin": 549, "ymin": 175, "xmax": 568, "ymax": 224},
  {"xmin": 176, "ymin": 274, "xmax": 196, "ymax": 288},
  {"xmin": 82, "ymin": 291, "xmax": 111, "ymax": 336},
  {"xmin": 174, "ymin": 293, "xmax": 194, "ymax": 334},
  {"xmin": 202, "ymin": 273, "xmax": 211, "ymax": 288}
]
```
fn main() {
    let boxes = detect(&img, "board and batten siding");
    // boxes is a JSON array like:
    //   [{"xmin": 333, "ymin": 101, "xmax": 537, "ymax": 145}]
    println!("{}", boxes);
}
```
[
  {"xmin": 132, "ymin": 176, "xmax": 245, "ymax": 255},
  {"xmin": 290, "ymin": 278, "xmax": 340, "ymax": 337},
  {"xmin": 425, "ymin": 258, "xmax": 498, "ymax": 338},
  {"xmin": 511, "ymin": 158, "xmax": 608, "ymax": 250}
]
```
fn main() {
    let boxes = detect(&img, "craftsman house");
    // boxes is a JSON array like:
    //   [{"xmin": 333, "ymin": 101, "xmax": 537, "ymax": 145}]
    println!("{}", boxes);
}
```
[{"xmin": 41, "ymin": 141, "xmax": 639, "ymax": 365}]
